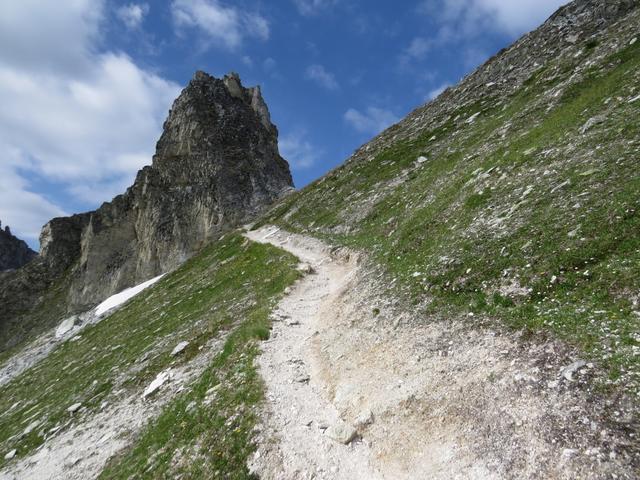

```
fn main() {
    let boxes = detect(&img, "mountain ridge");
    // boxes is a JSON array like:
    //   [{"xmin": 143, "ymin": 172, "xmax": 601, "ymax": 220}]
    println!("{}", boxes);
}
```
[{"xmin": 0, "ymin": 221, "xmax": 36, "ymax": 271}]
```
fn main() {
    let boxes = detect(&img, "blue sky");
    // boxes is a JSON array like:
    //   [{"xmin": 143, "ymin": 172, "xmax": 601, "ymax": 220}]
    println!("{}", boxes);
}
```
[{"xmin": 0, "ymin": 0, "xmax": 569, "ymax": 248}]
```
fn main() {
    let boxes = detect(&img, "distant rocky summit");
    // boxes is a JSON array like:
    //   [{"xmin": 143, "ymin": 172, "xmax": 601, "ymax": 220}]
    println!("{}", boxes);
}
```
[
  {"xmin": 0, "ymin": 71, "xmax": 293, "ymax": 350},
  {"xmin": 0, "ymin": 222, "xmax": 36, "ymax": 271}
]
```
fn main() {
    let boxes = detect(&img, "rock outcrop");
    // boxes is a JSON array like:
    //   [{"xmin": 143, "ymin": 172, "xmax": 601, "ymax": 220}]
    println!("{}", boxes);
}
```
[
  {"xmin": 0, "ymin": 71, "xmax": 293, "ymax": 350},
  {"xmin": 0, "ymin": 222, "xmax": 36, "ymax": 271}
]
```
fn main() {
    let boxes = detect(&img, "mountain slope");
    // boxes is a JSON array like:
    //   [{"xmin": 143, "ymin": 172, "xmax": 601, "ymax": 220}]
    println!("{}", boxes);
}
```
[
  {"xmin": 0, "ymin": 234, "xmax": 299, "ymax": 476},
  {"xmin": 260, "ymin": 0, "xmax": 640, "ymax": 395},
  {"xmin": 0, "ymin": 0, "xmax": 639, "ymax": 478}
]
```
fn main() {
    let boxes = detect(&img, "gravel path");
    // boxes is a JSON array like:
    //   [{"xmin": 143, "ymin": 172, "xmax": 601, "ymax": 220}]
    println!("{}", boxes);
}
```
[{"xmin": 245, "ymin": 225, "xmax": 638, "ymax": 480}]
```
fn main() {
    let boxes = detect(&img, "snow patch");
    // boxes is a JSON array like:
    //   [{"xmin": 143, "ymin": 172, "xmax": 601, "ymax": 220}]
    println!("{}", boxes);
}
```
[{"xmin": 95, "ymin": 274, "xmax": 165, "ymax": 317}]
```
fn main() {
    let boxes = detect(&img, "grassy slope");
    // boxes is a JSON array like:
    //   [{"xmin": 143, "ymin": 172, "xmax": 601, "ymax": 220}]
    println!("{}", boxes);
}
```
[
  {"xmin": 0, "ymin": 234, "xmax": 299, "ymax": 475},
  {"xmin": 260, "ymin": 32, "xmax": 640, "ymax": 393}
]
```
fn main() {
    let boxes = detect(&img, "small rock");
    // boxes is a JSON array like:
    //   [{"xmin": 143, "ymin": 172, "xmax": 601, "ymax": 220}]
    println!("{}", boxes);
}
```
[
  {"xmin": 4, "ymin": 449, "xmax": 16, "ymax": 460},
  {"xmin": 579, "ymin": 168, "xmax": 599, "ymax": 177},
  {"xmin": 55, "ymin": 316, "xmax": 79, "ymax": 339},
  {"xmin": 294, "ymin": 373, "xmax": 310, "ymax": 383},
  {"xmin": 296, "ymin": 263, "xmax": 314, "ymax": 274},
  {"xmin": 566, "ymin": 34, "xmax": 579, "ymax": 44},
  {"xmin": 561, "ymin": 360, "xmax": 587, "ymax": 382},
  {"xmin": 67, "ymin": 402, "xmax": 82, "ymax": 413},
  {"xmin": 568, "ymin": 227, "xmax": 580, "ymax": 238},
  {"xmin": 284, "ymin": 287, "xmax": 292, "ymax": 294},
  {"xmin": 142, "ymin": 371, "xmax": 170, "ymax": 398},
  {"xmin": 49, "ymin": 425, "xmax": 62, "ymax": 434},
  {"xmin": 631, "ymin": 37, "xmax": 637, "ymax": 45},
  {"xmin": 465, "ymin": 112, "xmax": 481, "ymax": 124},
  {"xmin": 171, "ymin": 341, "xmax": 189, "ymax": 357},
  {"xmin": 326, "ymin": 422, "xmax": 357, "ymax": 444},
  {"xmin": 186, "ymin": 401, "xmax": 198, "ymax": 413},
  {"xmin": 579, "ymin": 115, "xmax": 606, "ymax": 134},
  {"xmin": 354, "ymin": 410, "xmax": 374, "ymax": 429},
  {"xmin": 416, "ymin": 156, "xmax": 428, "ymax": 164},
  {"xmin": 23, "ymin": 421, "xmax": 40, "ymax": 436}
]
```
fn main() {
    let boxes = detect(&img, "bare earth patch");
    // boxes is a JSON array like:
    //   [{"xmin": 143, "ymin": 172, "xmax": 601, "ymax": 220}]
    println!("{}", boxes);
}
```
[{"xmin": 246, "ymin": 226, "xmax": 638, "ymax": 480}]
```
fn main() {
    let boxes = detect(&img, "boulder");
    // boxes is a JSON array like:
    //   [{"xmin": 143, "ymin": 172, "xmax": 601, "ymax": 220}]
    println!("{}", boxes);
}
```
[
  {"xmin": 171, "ymin": 341, "xmax": 190, "ymax": 357},
  {"xmin": 326, "ymin": 422, "xmax": 357, "ymax": 444}
]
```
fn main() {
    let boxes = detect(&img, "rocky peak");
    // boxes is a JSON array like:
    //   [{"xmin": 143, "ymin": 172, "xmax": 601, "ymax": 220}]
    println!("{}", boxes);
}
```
[
  {"xmin": 0, "ymin": 220, "xmax": 37, "ymax": 271},
  {"xmin": 57, "ymin": 70, "xmax": 294, "ymax": 310},
  {"xmin": 0, "ymin": 71, "xmax": 293, "ymax": 349}
]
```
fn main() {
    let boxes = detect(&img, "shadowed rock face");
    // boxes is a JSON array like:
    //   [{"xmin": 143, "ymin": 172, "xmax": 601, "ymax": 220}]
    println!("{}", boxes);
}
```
[
  {"xmin": 0, "ymin": 222, "xmax": 36, "ymax": 271},
  {"xmin": 0, "ymin": 71, "xmax": 293, "ymax": 349},
  {"xmin": 57, "ymin": 71, "xmax": 293, "ymax": 309}
]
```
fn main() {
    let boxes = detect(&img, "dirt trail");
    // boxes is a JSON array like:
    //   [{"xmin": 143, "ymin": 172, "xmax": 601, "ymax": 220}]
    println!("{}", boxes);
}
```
[{"xmin": 246, "ymin": 226, "xmax": 637, "ymax": 480}]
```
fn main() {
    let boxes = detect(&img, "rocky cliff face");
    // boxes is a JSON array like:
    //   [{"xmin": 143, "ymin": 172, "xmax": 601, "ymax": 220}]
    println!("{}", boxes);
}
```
[
  {"xmin": 0, "ymin": 71, "xmax": 293, "ymax": 350},
  {"xmin": 0, "ymin": 222, "xmax": 36, "ymax": 271}
]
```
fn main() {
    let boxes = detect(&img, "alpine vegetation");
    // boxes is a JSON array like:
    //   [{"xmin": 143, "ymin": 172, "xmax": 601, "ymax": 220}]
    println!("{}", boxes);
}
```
[{"xmin": 0, "ymin": 0, "xmax": 638, "ymax": 479}]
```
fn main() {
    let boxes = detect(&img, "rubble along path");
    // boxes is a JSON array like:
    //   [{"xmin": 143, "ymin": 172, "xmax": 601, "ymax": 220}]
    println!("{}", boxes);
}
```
[{"xmin": 245, "ymin": 226, "xmax": 637, "ymax": 480}]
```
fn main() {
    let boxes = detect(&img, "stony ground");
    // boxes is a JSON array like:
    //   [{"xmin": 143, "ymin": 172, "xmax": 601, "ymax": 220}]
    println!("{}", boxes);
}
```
[
  {"xmin": 247, "ymin": 226, "xmax": 638, "ymax": 480},
  {"xmin": 0, "ymin": 334, "xmax": 227, "ymax": 480}
]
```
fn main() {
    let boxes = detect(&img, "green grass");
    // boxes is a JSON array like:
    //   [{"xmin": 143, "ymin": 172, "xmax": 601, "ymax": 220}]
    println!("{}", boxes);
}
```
[
  {"xmin": 100, "ymin": 309, "xmax": 271, "ymax": 479},
  {"xmin": 0, "ymin": 233, "xmax": 300, "ymax": 470},
  {"xmin": 260, "ymin": 30, "xmax": 640, "ymax": 393}
]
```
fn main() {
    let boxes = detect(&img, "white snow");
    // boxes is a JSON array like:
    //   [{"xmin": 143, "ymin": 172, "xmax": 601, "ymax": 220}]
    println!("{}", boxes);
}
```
[
  {"xmin": 94, "ymin": 274, "xmax": 165, "ymax": 317},
  {"xmin": 629, "ymin": 94, "xmax": 640, "ymax": 103}
]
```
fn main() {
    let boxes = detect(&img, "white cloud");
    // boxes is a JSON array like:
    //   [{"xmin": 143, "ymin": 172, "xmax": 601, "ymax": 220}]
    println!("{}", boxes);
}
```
[
  {"xmin": 262, "ymin": 57, "xmax": 283, "ymax": 80},
  {"xmin": 171, "ymin": 0, "xmax": 269, "ymax": 50},
  {"xmin": 293, "ymin": 0, "xmax": 340, "ymax": 16},
  {"xmin": 0, "ymin": 1, "xmax": 180, "ymax": 245},
  {"xmin": 418, "ymin": 0, "xmax": 570, "ymax": 38},
  {"xmin": 406, "ymin": 37, "xmax": 432, "ymax": 60},
  {"xmin": 116, "ymin": 3, "xmax": 149, "ymax": 29},
  {"xmin": 279, "ymin": 130, "xmax": 320, "ymax": 169},
  {"xmin": 0, "ymin": 154, "xmax": 67, "ymax": 243},
  {"xmin": 241, "ymin": 55, "xmax": 253, "ymax": 67},
  {"xmin": 344, "ymin": 107, "xmax": 399, "ymax": 136},
  {"xmin": 426, "ymin": 83, "xmax": 451, "ymax": 101},
  {"xmin": 0, "ymin": 0, "xmax": 102, "ymax": 75},
  {"xmin": 263, "ymin": 57, "xmax": 277, "ymax": 72},
  {"xmin": 305, "ymin": 64, "xmax": 339, "ymax": 91},
  {"xmin": 399, "ymin": 37, "xmax": 433, "ymax": 67}
]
